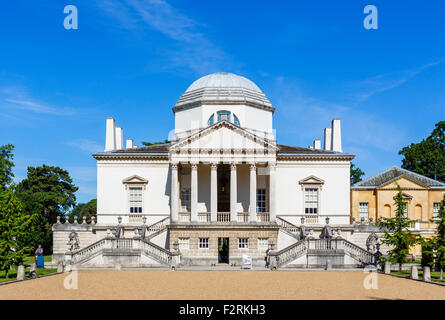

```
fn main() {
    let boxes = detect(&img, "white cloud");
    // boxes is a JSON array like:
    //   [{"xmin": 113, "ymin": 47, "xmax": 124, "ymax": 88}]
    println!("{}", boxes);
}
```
[
  {"xmin": 96, "ymin": 0, "xmax": 232, "ymax": 74},
  {"xmin": 353, "ymin": 59, "xmax": 444, "ymax": 104},
  {"xmin": 270, "ymin": 77, "xmax": 406, "ymax": 153},
  {"xmin": 5, "ymin": 98, "xmax": 76, "ymax": 116},
  {"xmin": 67, "ymin": 139, "xmax": 103, "ymax": 153}
]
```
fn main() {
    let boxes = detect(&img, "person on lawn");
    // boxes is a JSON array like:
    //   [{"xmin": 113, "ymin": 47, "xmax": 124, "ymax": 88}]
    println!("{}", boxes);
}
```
[{"xmin": 35, "ymin": 245, "xmax": 44, "ymax": 268}]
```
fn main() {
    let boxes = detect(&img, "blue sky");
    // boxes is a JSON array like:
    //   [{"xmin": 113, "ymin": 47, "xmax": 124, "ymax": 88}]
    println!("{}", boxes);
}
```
[{"xmin": 1, "ymin": 1, "xmax": 444, "ymax": 204}]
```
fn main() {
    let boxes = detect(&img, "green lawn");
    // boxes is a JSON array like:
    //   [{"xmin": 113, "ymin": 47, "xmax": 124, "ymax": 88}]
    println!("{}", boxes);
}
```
[
  {"xmin": 0, "ymin": 268, "xmax": 57, "ymax": 283},
  {"xmin": 22, "ymin": 255, "xmax": 52, "ymax": 265},
  {"xmin": 0, "ymin": 256, "xmax": 56, "ymax": 283},
  {"xmin": 391, "ymin": 270, "xmax": 445, "ymax": 284}
]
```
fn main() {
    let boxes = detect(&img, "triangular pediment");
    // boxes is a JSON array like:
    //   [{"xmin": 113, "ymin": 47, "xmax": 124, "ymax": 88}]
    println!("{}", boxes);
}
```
[
  {"xmin": 169, "ymin": 120, "xmax": 278, "ymax": 152},
  {"xmin": 299, "ymin": 175, "xmax": 325, "ymax": 185},
  {"xmin": 379, "ymin": 176, "xmax": 429, "ymax": 190},
  {"xmin": 122, "ymin": 175, "xmax": 148, "ymax": 184}
]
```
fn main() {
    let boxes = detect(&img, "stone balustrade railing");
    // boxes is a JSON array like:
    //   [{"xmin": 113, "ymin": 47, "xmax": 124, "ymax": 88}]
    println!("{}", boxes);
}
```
[
  {"xmin": 68, "ymin": 236, "xmax": 178, "ymax": 266},
  {"xmin": 55, "ymin": 215, "xmax": 96, "ymax": 226},
  {"xmin": 71, "ymin": 238, "xmax": 107, "ymax": 264},
  {"xmin": 276, "ymin": 217, "xmax": 300, "ymax": 234},
  {"xmin": 147, "ymin": 217, "xmax": 170, "ymax": 234},
  {"xmin": 140, "ymin": 238, "xmax": 176, "ymax": 265},
  {"xmin": 217, "ymin": 212, "xmax": 231, "ymax": 222},
  {"xmin": 268, "ymin": 240, "xmax": 308, "ymax": 268},
  {"xmin": 176, "ymin": 212, "xmax": 271, "ymax": 223},
  {"xmin": 267, "ymin": 238, "xmax": 376, "ymax": 269}
]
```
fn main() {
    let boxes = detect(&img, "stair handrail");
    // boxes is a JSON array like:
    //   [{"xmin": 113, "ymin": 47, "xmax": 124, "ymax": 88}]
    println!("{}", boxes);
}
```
[
  {"xmin": 269, "ymin": 239, "xmax": 308, "ymax": 267},
  {"xmin": 140, "ymin": 238, "xmax": 175, "ymax": 265},
  {"xmin": 146, "ymin": 217, "xmax": 170, "ymax": 233},
  {"xmin": 276, "ymin": 216, "xmax": 300, "ymax": 234},
  {"xmin": 71, "ymin": 238, "xmax": 107, "ymax": 264},
  {"xmin": 339, "ymin": 238, "xmax": 376, "ymax": 265}
]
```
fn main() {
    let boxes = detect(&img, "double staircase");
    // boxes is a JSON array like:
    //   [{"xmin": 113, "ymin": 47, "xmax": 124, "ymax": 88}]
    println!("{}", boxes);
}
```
[
  {"xmin": 68, "ymin": 218, "xmax": 175, "ymax": 267},
  {"xmin": 271, "ymin": 217, "xmax": 377, "ymax": 269}
]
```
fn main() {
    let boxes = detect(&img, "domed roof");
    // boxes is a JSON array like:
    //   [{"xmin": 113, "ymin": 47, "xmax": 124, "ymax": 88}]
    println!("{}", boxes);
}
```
[
  {"xmin": 173, "ymin": 72, "xmax": 274, "ymax": 113},
  {"xmin": 185, "ymin": 72, "xmax": 262, "ymax": 93}
]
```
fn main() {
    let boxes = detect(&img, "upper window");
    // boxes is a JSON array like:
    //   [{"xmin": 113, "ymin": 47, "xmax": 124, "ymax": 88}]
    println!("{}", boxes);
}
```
[
  {"xmin": 359, "ymin": 203, "xmax": 369, "ymax": 221},
  {"xmin": 207, "ymin": 110, "xmax": 240, "ymax": 127},
  {"xmin": 304, "ymin": 188, "xmax": 318, "ymax": 214},
  {"xmin": 256, "ymin": 189, "xmax": 266, "ymax": 213},
  {"xmin": 402, "ymin": 202, "xmax": 408, "ymax": 217},
  {"xmin": 433, "ymin": 203, "xmax": 440, "ymax": 218},
  {"xmin": 129, "ymin": 187, "xmax": 143, "ymax": 213},
  {"xmin": 180, "ymin": 188, "xmax": 191, "ymax": 212},
  {"xmin": 207, "ymin": 114, "xmax": 214, "ymax": 126},
  {"xmin": 233, "ymin": 115, "xmax": 240, "ymax": 126},
  {"xmin": 217, "ymin": 111, "xmax": 231, "ymax": 122}
]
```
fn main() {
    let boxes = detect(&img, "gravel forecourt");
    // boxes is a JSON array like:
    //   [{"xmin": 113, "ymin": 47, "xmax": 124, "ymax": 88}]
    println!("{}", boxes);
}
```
[{"xmin": 0, "ymin": 270, "xmax": 444, "ymax": 300}]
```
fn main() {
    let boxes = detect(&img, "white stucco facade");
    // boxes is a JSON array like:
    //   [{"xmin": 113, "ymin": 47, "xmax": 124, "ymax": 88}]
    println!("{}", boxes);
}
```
[
  {"xmin": 54, "ymin": 72, "xmax": 381, "ymax": 268},
  {"xmin": 94, "ymin": 72, "xmax": 354, "ymax": 227}
]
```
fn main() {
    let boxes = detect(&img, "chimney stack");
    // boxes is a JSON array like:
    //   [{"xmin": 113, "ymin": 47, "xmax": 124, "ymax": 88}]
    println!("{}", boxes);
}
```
[
  {"xmin": 331, "ymin": 119, "xmax": 342, "ymax": 152},
  {"xmin": 105, "ymin": 118, "xmax": 116, "ymax": 152},
  {"xmin": 313, "ymin": 139, "xmax": 321, "ymax": 150},
  {"xmin": 126, "ymin": 138, "xmax": 134, "ymax": 149},
  {"xmin": 324, "ymin": 127, "xmax": 332, "ymax": 151},
  {"xmin": 115, "ymin": 126, "xmax": 123, "ymax": 150}
]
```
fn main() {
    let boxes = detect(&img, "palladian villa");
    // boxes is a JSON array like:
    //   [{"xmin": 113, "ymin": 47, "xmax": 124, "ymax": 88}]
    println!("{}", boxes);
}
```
[{"xmin": 52, "ymin": 72, "xmax": 444, "ymax": 268}]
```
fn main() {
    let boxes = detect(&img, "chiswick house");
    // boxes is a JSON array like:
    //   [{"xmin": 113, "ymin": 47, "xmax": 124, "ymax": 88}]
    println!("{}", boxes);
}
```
[{"xmin": 53, "ymin": 72, "xmax": 389, "ymax": 269}]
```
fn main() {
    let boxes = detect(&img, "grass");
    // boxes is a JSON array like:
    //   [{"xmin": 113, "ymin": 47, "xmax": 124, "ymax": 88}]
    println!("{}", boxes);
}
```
[
  {"xmin": 0, "ymin": 256, "xmax": 56, "ymax": 283},
  {"xmin": 0, "ymin": 268, "xmax": 57, "ymax": 283},
  {"xmin": 391, "ymin": 270, "xmax": 445, "ymax": 284},
  {"xmin": 22, "ymin": 255, "xmax": 52, "ymax": 265}
]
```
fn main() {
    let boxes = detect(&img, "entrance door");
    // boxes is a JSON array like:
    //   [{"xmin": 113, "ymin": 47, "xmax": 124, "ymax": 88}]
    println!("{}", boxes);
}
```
[
  {"xmin": 218, "ymin": 237, "xmax": 229, "ymax": 263},
  {"xmin": 217, "ymin": 164, "xmax": 230, "ymax": 212}
]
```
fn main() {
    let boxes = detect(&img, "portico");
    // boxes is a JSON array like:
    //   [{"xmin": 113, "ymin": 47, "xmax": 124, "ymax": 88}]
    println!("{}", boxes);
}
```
[{"xmin": 170, "ymin": 161, "xmax": 276, "ymax": 223}]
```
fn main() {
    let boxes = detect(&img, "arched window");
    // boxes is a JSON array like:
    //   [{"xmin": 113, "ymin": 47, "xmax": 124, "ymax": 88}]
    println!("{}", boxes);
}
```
[
  {"xmin": 207, "ymin": 114, "xmax": 214, "ymax": 126},
  {"xmin": 207, "ymin": 111, "xmax": 240, "ymax": 127},
  {"xmin": 233, "ymin": 114, "xmax": 240, "ymax": 126},
  {"xmin": 217, "ymin": 110, "xmax": 231, "ymax": 122}
]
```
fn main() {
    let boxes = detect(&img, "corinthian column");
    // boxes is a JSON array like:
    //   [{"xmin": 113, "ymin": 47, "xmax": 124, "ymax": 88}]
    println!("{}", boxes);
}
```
[
  {"xmin": 170, "ymin": 163, "xmax": 178, "ymax": 223},
  {"xmin": 191, "ymin": 162, "xmax": 198, "ymax": 222},
  {"xmin": 210, "ymin": 163, "xmax": 218, "ymax": 222},
  {"xmin": 249, "ymin": 163, "xmax": 257, "ymax": 222},
  {"xmin": 269, "ymin": 163, "xmax": 276, "ymax": 222},
  {"xmin": 230, "ymin": 163, "xmax": 237, "ymax": 222}
]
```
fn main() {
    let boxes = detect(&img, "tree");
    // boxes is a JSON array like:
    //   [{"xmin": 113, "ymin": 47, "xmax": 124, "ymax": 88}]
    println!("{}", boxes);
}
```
[
  {"xmin": 350, "ymin": 162, "xmax": 365, "ymax": 185},
  {"xmin": 0, "ymin": 186, "xmax": 32, "ymax": 278},
  {"xmin": 16, "ymin": 165, "xmax": 78, "ymax": 253},
  {"xmin": 377, "ymin": 185, "xmax": 418, "ymax": 272},
  {"xmin": 432, "ymin": 194, "xmax": 445, "ymax": 280},
  {"xmin": 67, "ymin": 199, "xmax": 96, "ymax": 224},
  {"xmin": 16, "ymin": 165, "xmax": 78, "ymax": 225},
  {"xmin": 142, "ymin": 139, "xmax": 170, "ymax": 146},
  {"xmin": 68, "ymin": 202, "xmax": 86, "ymax": 223},
  {"xmin": 399, "ymin": 121, "xmax": 445, "ymax": 182},
  {"xmin": 0, "ymin": 144, "xmax": 15, "ymax": 191},
  {"xmin": 420, "ymin": 237, "xmax": 435, "ymax": 269}
]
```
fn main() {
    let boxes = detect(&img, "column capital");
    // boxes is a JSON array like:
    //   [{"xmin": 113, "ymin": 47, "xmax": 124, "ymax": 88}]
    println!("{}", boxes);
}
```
[
  {"xmin": 249, "ymin": 163, "xmax": 256, "ymax": 170},
  {"xmin": 190, "ymin": 162, "xmax": 199, "ymax": 170},
  {"xmin": 230, "ymin": 162, "xmax": 238, "ymax": 170},
  {"xmin": 170, "ymin": 162, "xmax": 179, "ymax": 169},
  {"xmin": 210, "ymin": 162, "xmax": 218, "ymax": 170},
  {"xmin": 268, "ymin": 162, "xmax": 276, "ymax": 170}
]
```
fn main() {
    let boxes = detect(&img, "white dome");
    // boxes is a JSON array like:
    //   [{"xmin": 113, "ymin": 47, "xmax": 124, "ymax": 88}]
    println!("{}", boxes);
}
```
[
  {"xmin": 185, "ymin": 72, "xmax": 263, "ymax": 93},
  {"xmin": 174, "ymin": 72, "xmax": 273, "ymax": 113}
]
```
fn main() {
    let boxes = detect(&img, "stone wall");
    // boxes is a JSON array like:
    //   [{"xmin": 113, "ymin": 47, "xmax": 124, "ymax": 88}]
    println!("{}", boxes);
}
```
[{"xmin": 169, "ymin": 225, "xmax": 278, "ymax": 266}]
